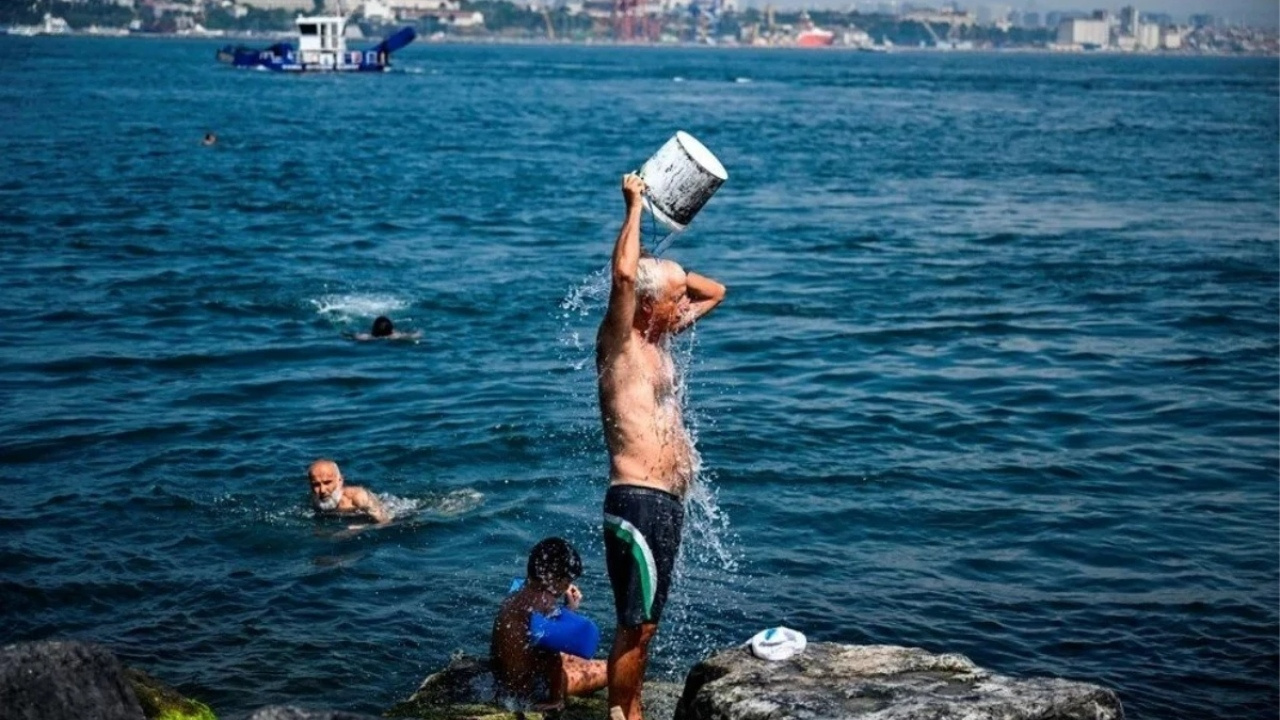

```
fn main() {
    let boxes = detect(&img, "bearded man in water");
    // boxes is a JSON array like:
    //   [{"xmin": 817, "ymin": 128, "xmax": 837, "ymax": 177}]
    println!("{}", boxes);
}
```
[
  {"xmin": 307, "ymin": 459, "xmax": 390, "ymax": 524},
  {"xmin": 596, "ymin": 173, "xmax": 726, "ymax": 720}
]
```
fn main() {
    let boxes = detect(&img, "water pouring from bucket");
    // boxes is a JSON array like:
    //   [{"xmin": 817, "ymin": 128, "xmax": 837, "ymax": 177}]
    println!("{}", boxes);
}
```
[{"xmin": 636, "ymin": 131, "xmax": 728, "ymax": 250}]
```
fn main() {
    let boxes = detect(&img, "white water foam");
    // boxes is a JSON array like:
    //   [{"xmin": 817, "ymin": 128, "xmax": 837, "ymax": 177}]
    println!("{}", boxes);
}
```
[
  {"xmin": 310, "ymin": 293, "xmax": 408, "ymax": 324},
  {"xmin": 557, "ymin": 266, "xmax": 610, "ymax": 368},
  {"xmin": 428, "ymin": 488, "xmax": 485, "ymax": 516},
  {"xmin": 376, "ymin": 488, "xmax": 485, "ymax": 521}
]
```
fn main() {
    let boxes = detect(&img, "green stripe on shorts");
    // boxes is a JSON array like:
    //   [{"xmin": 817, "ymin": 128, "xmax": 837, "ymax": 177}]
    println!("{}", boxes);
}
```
[{"xmin": 604, "ymin": 513, "xmax": 657, "ymax": 620}]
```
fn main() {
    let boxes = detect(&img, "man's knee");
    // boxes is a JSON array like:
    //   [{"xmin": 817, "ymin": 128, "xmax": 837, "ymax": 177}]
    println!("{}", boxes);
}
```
[{"xmin": 614, "ymin": 623, "xmax": 658, "ymax": 649}]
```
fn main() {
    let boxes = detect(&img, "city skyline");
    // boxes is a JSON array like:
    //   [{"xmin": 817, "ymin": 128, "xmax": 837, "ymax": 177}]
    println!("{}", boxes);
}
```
[{"xmin": 748, "ymin": 0, "xmax": 1279, "ymax": 27}]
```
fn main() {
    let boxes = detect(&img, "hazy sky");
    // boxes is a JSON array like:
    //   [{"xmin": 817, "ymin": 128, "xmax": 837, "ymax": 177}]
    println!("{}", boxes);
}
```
[{"xmin": 759, "ymin": 0, "xmax": 1279, "ymax": 26}]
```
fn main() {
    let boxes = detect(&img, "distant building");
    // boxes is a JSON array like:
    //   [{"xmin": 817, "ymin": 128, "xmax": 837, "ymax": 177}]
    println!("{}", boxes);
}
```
[
  {"xmin": 401, "ymin": 0, "xmax": 483, "ymax": 26},
  {"xmin": 240, "ymin": 0, "xmax": 324, "ymax": 11},
  {"xmin": 976, "ymin": 4, "xmax": 1010, "ymax": 26},
  {"xmin": 1160, "ymin": 25, "xmax": 1182, "ymax": 49},
  {"xmin": 1137, "ymin": 22, "xmax": 1158, "ymax": 49},
  {"xmin": 1119, "ymin": 5, "xmax": 1139, "ymax": 36},
  {"xmin": 903, "ymin": 7, "xmax": 976, "ymax": 27},
  {"xmin": 1057, "ymin": 17, "xmax": 1108, "ymax": 47},
  {"xmin": 1022, "ymin": 11, "xmax": 1040, "ymax": 29},
  {"xmin": 417, "ymin": 8, "xmax": 483, "ymax": 27},
  {"xmin": 394, "ymin": 0, "xmax": 459, "ymax": 12},
  {"xmin": 1189, "ymin": 13, "xmax": 1214, "ymax": 29},
  {"xmin": 359, "ymin": 0, "xmax": 395, "ymax": 22}
]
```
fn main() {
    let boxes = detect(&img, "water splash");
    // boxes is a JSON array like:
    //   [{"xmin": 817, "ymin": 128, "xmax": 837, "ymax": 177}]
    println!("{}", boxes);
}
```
[
  {"xmin": 428, "ymin": 488, "xmax": 485, "ymax": 517},
  {"xmin": 309, "ymin": 293, "xmax": 408, "ymax": 324},
  {"xmin": 376, "ymin": 489, "xmax": 485, "ymax": 521},
  {"xmin": 681, "ymin": 473, "xmax": 738, "ymax": 574},
  {"xmin": 557, "ymin": 266, "xmax": 609, "ymax": 370},
  {"xmin": 377, "ymin": 493, "xmax": 423, "ymax": 520}
]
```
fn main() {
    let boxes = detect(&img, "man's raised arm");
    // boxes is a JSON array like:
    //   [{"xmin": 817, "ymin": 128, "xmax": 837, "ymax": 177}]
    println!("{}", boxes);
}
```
[
  {"xmin": 675, "ymin": 271, "xmax": 726, "ymax": 334},
  {"xmin": 599, "ymin": 174, "xmax": 647, "ymax": 348}
]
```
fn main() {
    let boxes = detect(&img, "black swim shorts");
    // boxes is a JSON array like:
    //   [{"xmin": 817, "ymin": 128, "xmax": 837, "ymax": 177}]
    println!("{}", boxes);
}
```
[{"xmin": 603, "ymin": 484, "xmax": 685, "ymax": 628}]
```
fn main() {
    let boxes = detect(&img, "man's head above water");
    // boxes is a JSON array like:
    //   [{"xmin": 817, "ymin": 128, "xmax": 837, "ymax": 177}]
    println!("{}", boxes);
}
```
[
  {"xmin": 305, "ymin": 458, "xmax": 390, "ymax": 523},
  {"xmin": 307, "ymin": 459, "xmax": 344, "ymax": 511}
]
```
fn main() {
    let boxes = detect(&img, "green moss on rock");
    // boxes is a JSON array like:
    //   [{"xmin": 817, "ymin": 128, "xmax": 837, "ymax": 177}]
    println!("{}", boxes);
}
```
[{"xmin": 125, "ymin": 667, "xmax": 217, "ymax": 720}]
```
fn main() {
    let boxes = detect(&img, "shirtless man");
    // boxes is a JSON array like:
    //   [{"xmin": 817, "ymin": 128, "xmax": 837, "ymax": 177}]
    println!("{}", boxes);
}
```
[
  {"xmin": 306, "ymin": 459, "xmax": 390, "ymax": 524},
  {"xmin": 491, "ymin": 538, "xmax": 607, "ymax": 711},
  {"xmin": 596, "ymin": 173, "xmax": 726, "ymax": 720}
]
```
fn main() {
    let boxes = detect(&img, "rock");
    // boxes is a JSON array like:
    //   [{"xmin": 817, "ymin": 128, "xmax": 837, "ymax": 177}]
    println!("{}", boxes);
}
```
[
  {"xmin": 674, "ymin": 643, "xmax": 1124, "ymax": 720},
  {"xmin": 124, "ymin": 667, "xmax": 217, "ymax": 720},
  {"xmin": 385, "ymin": 655, "xmax": 681, "ymax": 720},
  {"xmin": 0, "ymin": 640, "xmax": 146, "ymax": 720},
  {"xmin": 246, "ymin": 707, "xmax": 382, "ymax": 720}
]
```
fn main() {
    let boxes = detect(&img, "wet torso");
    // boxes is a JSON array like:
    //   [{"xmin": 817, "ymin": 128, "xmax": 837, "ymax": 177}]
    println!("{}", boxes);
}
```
[
  {"xmin": 490, "ymin": 589, "xmax": 559, "ymax": 702},
  {"xmin": 596, "ymin": 331, "xmax": 693, "ymax": 498}
]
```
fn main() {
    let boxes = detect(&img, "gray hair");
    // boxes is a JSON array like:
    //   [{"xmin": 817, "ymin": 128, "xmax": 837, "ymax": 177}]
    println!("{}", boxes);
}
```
[{"xmin": 635, "ymin": 258, "xmax": 663, "ymax": 300}]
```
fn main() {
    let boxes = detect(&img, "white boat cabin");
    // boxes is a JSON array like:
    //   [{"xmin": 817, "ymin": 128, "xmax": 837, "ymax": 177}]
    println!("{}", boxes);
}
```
[{"xmin": 296, "ymin": 15, "xmax": 357, "ymax": 68}]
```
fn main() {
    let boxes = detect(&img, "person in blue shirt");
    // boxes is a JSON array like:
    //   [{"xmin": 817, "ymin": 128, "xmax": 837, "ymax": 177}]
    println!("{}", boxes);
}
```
[{"xmin": 490, "ymin": 538, "xmax": 607, "ymax": 711}]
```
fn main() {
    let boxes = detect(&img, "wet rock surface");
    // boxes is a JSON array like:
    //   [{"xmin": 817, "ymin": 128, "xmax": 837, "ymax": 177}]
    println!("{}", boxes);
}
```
[
  {"xmin": 674, "ymin": 643, "xmax": 1124, "ymax": 720},
  {"xmin": 385, "ymin": 655, "xmax": 681, "ymax": 720},
  {"xmin": 0, "ymin": 640, "xmax": 146, "ymax": 720}
]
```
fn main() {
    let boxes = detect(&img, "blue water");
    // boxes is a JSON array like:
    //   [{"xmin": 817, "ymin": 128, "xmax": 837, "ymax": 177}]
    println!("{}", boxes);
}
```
[{"xmin": 0, "ymin": 38, "xmax": 1276, "ymax": 719}]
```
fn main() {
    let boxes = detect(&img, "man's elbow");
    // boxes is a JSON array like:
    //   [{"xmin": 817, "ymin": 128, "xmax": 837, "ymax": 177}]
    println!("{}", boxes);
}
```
[{"xmin": 612, "ymin": 268, "xmax": 636, "ymax": 288}]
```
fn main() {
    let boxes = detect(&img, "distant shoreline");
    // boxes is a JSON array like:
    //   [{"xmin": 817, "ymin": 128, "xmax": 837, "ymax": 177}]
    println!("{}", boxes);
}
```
[{"xmin": 6, "ymin": 30, "xmax": 1277, "ymax": 58}]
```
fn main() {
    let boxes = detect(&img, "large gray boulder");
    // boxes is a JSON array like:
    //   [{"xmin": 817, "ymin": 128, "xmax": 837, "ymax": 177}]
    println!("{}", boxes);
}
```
[
  {"xmin": 674, "ymin": 643, "xmax": 1123, "ymax": 720},
  {"xmin": 0, "ymin": 640, "xmax": 146, "ymax": 720}
]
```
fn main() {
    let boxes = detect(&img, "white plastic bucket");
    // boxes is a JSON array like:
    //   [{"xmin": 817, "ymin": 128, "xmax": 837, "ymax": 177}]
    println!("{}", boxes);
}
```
[{"xmin": 637, "ymin": 131, "xmax": 728, "ymax": 232}]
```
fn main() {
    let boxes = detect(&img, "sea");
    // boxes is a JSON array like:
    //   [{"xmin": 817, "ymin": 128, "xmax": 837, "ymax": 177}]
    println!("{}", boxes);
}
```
[{"xmin": 0, "ymin": 37, "xmax": 1276, "ymax": 719}]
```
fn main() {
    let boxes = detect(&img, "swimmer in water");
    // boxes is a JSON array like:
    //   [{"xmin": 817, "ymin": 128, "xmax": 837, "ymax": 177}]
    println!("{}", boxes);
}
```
[
  {"xmin": 491, "ymin": 538, "xmax": 607, "ymax": 711},
  {"xmin": 353, "ymin": 315, "xmax": 422, "ymax": 342},
  {"xmin": 202, "ymin": 132, "xmax": 217, "ymax": 146},
  {"xmin": 307, "ymin": 459, "xmax": 389, "ymax": 524}
]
